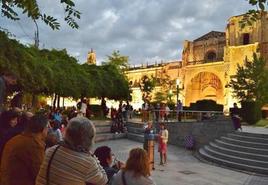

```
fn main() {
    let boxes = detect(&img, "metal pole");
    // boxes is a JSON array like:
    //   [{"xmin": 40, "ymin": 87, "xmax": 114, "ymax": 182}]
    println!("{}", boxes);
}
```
[{"xmin": 176, "ymin": 84, "xmax": 179, "ymax": 106}]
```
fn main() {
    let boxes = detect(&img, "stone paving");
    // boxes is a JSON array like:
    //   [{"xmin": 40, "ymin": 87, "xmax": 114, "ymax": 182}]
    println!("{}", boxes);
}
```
[
  {"xmin": 242, "ymin": 126, "xmax": 268, "ymax": 135},
  {"xmin": 93, "ymin": 139, "xmax": 268, "ymax": 185}
]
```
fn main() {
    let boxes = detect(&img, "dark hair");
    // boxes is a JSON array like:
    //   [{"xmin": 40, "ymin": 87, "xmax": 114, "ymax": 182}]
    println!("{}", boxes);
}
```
[
  {"xmin": 160, "ymin": 122, "xmax": 166, "ymax": 129},
  {"xmin": 94, "ymin": 146, "xmax": 112, "ymax": 167},
  {"xmin": 18, "ymin": 112, "xmax": 32, "ymax": 130},
  {"xmin": 25, "ymin": 114, "xmax": 48, "ymax": 133},
  {"xmin": 0, "ymin": 110, "xmax": 19, "ymax": 129}
]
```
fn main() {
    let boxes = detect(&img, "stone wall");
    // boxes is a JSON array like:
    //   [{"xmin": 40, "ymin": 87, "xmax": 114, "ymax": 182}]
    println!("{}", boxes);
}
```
[{"xmin": 165, "ymin": 118, "xmax": 234, "ymax": 149}]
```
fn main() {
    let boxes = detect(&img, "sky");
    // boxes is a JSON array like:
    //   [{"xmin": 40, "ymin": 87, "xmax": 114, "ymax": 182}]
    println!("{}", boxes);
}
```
[{"xmin": 0, "ymin": 0, "xmax": 253, "ymax": 65}]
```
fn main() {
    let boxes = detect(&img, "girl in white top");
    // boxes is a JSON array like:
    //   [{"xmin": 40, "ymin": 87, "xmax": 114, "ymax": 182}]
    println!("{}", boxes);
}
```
[{"xmin": 158, "ymin": 123, "xmax": 169, "ymax": 165}]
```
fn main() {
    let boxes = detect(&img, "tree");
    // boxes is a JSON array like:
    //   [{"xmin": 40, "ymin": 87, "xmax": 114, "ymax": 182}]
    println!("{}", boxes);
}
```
[
  {"xmin": 139, "ymin": 75, "xmax": 156, "ymax": 102},
  {"xmin": 241, "ymin": 0, "xmax": 268, "ymax": 28},
  {"xmin": 1, "ymin": 0, "xmax": 81, "ymax": 30},
  {"xmin": 107, "ymin": 50, "xmax": 129, "ymax": 70},
  {"xmin": 229, "ymin": 53, "xmax": 268, "ymax": 106}
]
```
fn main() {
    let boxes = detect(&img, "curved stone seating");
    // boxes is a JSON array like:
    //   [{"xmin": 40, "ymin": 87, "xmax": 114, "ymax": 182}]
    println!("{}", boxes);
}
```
[
  {"xmin": 199, "ymin": 131, "xmax": 268, "ymax": 175},
  {"xmin": 93, "ymin": 120, "xmax": 126, "ymax": 142}
]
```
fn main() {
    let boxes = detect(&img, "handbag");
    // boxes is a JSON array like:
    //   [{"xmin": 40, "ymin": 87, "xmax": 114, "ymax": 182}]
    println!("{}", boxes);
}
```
[{"xmin": 46, "ymin": 145, "xmax": 61, "ymax": 185}]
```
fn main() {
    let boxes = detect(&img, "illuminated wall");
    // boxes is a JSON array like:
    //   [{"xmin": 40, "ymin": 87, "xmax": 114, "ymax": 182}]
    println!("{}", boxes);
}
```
[{"xmin": 126, "ymin": 13, "xmax": 268, "ymax": 111}]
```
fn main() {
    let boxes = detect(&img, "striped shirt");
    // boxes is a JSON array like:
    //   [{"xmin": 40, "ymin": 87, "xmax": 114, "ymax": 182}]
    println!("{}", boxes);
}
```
[{"xmin": 36, "ymin": 145, "xmax": 108, "ymax": 185}]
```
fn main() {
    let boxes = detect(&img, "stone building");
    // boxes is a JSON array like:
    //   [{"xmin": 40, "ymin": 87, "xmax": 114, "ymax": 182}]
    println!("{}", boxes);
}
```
[
  {"xmin": 126, "ymin": 12, "xmax": 268, "ymax": 111},
  {"xmin": 87, "ymin": 48, "xmax": 96, "ymax": 65}
]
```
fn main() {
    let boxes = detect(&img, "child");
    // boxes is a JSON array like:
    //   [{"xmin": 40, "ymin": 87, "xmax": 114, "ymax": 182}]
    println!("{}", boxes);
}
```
[{"xmin": 158, "ymin": 122, "xmax": 169, "ymax": 165}]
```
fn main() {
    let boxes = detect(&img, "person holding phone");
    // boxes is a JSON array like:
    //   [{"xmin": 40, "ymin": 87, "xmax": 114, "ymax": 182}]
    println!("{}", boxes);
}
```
[{"xmin": 94, "ymin": 146, "xmax": 124, "ymax": 184}]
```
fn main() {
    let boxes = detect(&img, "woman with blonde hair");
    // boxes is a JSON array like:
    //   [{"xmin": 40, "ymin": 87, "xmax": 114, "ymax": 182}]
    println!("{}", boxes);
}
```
[{"xmin": 112, "ymin": 148, "xmax": 156, "ymax": 185}]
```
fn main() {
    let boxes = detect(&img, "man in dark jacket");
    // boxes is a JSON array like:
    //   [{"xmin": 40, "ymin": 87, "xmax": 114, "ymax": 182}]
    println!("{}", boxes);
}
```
[{"xmin": 0, "ymin": 114, "xmax": 48, "ymax": 185}]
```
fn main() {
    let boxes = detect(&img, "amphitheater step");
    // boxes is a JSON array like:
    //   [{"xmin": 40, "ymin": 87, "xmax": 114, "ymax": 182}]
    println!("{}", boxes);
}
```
[
  {"xmin": 127, "ymin": 133, "xmax": 144, "ymax": 143},
  {"xmin": 95, "ymin": 133, "xmax": 126, "ymax": 142},
  {"xmin": 227, "ymin": 133, "xmax": 268, "ymax": 143},
  {"xmin": 204, "ymin": 145, "xmax": 268, "ymax": 168},
  {"xmin": 235, "ymin": 131, "xmax": 268, "ymax": 139},
  {"xmin": 95, "ymin": 126, "xmax": 111, "ymax": 134},
  {"xmin": 214, "ymin": 139, "xmax": 268, "ymax": 155},
  {"xmin": 126, "ymin": 122, "xmax": 145, "ymax": 128},
  {"xmin": 220, "ymin": 136, "xmax": 268, "ymax": 149},
  {"xmin": 199, "ymin": 148, "xmax": 268, "ymax": 175},
  {"xmin": 209, "ymin": 142, "xmax": 268, "ymax": 162},
  {"xmin": 126, "ymin": 126, "xmax": 145, "ymax": 134}
]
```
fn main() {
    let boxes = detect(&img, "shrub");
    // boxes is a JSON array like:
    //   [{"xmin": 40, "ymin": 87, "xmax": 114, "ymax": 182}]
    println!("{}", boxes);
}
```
[
  {"xmin": 241, "ymin": 101, "xmax": 262, "ymax": 125},
  {"xmin": 188, "ymin": 100, "xmax": 223, "ymax": 111}
]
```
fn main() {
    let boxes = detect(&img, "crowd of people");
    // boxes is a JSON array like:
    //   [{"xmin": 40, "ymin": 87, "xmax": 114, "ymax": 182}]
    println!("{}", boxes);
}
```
[
  {"xmin": 0, "ymin": 108, "xmax": 158, "ymax": 185},
  {"xmin": 141, "ymin": 101, "xmax": 183, "ymax": 123}
]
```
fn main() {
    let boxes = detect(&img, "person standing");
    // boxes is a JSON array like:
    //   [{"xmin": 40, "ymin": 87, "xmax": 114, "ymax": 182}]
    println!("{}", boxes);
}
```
[
  {"xmin": 143, "ymin": 122, "xmax": 154, "ymax": 152},
  {"xmin": 230, "ymin": 103, "xmax": 242, "ymax": 131},
  {"xmin": 0, "ymin": 114, "xmax": 48, "ymax": 185},
  {"xmin": 0, "ymin": 72, "xmax": 17, "ymax": 112},
  {"xmin": 164, "ymin": 104, "xmax": 170, "ymax": 122},
  {"xmin": 155, "ymin": 103, "xmax": 160, "ymax": 123},
  {"xmin": 158, "ymin": 123, "xmax": 169, "ymax": 165},
  {"xmin": 177, "ymin": 100, "xmax": 183, "ymax": 122},
  {"xmin": 80, "ymin": 99, "xmax": 87, "ymax": 117}
]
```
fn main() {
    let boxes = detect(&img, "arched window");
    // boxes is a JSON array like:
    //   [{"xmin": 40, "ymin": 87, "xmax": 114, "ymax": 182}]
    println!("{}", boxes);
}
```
[{"xmin": 205, "ymin": 51, "xmax": 217, "ymax": 62}]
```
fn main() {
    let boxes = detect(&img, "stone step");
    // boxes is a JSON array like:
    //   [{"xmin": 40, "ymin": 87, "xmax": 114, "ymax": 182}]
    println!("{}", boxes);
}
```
[
  {"xmin": 214, "ymin": 139, "xmax": 268, "ymax": 155},
  {"xmin": 127, "ymin": 133, "xmax": 144, "ymax": 143},
  {"xmin": 95, "ymin": 133, "xmax": 126, "ymax": 142},
  {"xmin": 220, "ymin": 136, "xmax": 268, "ymax": 149},
  {"xmin": 126, "ymin": 122, "xmax": 145, "ymax": 128},
  {"xmin": 95, "ymin": 126, "xmax": 111, "ymax": 134},
  {"xmin": 126, "ymin": 126, "xmax": 145, "ymax": 134},
  {"xmin": 209, "ymin": 142, "xmax": 268, "ymax": 161},
  {"xmin": 199, "ymin": 148, "xmax": 268, "ymax": 175},
  {"xmin": 227, "ymin": 133, "xmax": 268, "ymax": 143},
  {"xmin": 235, "ymin": 131, "xmax": 268, "ymax": 139},
  {"xmin": 204, "ymin": 145, "xmax": 268, "ymax": 168},
  {"xmin": 93, "ymin": 120, "xmax": 111, "ymax": 127}
]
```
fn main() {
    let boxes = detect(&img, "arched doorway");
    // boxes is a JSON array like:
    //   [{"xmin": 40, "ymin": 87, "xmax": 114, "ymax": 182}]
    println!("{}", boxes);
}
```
[
  {"xmin": 185, "ymin": 72, "xmax": 224, "ymax": 105},
  {"xmin": 205, "ymin": 51, "xmax": 217, "ymax": 62}
]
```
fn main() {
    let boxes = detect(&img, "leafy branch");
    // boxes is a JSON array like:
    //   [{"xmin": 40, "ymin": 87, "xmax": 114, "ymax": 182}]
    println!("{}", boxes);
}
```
[
  {"xmin": 0, "ymin": 0, "xmax": 81, "ymax": 30},
  {"xmin": 240, "ymin": 0, "xmax": 268, "ymax": 28}
]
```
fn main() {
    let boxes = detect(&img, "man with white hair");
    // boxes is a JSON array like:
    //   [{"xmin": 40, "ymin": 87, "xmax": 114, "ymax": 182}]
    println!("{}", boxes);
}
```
[{"xmin": 36, "ymin": 117, "xmax": 108, "ymax": 185}]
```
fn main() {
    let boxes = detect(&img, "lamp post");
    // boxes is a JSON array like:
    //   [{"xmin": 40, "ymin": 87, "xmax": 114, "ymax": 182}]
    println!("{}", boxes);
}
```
[{"xmin": 176, "ymin": 79, "xmax": 180, "ymax": 105}]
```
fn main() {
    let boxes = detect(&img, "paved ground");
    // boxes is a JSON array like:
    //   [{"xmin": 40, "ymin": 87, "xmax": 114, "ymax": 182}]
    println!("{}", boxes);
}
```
[
  {"xmin": 93, "ymin": 139, "xmax": 268, "ymax": 185},
  {"xmin": 242, "ymin": 126, "xmax": 268, "ymax": 135}
]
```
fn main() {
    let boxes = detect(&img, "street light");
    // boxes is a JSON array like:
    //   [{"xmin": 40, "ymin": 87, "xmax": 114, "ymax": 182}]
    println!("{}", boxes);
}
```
[{"xmin": 176, "ymin": 79, "xmax": 180, "ymax": 105}]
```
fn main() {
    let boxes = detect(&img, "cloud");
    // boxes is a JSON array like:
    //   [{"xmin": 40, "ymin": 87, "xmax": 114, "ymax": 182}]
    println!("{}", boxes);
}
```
[{"xmin": 0, "ymin": 0, "xmax": 252, "ymax": 65}]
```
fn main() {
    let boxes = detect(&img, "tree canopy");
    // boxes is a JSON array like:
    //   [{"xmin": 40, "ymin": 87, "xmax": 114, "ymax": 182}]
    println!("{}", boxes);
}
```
[
  {"xmin": 0, "ymin": 31, "xmax": 131, "ymax": 107},
  {"xmin": 228, "ymin": 53, "xmax": 268, "ymax": 105},
  {"xmin": 1, "ymin": 0, "xmax": 81, "ymax": 29},
  {"xmin": 241, "ymin": 0, "xmax": 268, "ymax": 28}
]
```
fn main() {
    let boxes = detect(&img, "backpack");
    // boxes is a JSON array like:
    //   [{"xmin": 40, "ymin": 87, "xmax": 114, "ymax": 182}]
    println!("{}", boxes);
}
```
[{"xmin": 184, "ymin": 135, "xmax": 195, "ymax": 150}]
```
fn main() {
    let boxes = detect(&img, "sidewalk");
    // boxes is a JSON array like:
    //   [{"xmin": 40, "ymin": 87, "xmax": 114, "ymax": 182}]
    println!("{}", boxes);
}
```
[
  {"xmin": 94, "ymin": 139, "xmax": 267, "ymax": 185},
  {"xmin": 242, "ymin": 126, "xmax": 268, "ymax": 135}
]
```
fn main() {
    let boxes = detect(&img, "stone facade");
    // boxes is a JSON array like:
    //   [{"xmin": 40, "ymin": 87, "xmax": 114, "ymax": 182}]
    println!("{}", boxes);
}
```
[
  {"xmin": 87, "ymin": 48, "xmax": 96, "ymax": 65},
  {"xmin": 126, "ymin": 12, "xmax": 268, "ymax": 111}
]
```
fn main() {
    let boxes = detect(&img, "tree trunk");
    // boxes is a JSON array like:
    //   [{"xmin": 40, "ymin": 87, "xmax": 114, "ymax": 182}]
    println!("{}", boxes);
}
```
[
  {"xmin": 62, "ymin": 97, "xmax": 65, "ymax": 108},
  {"xmin": 53, "ymin": 94, "xmax": 57, "ymax": 110},
  {"xmin": 57, "ymin": 95, "xmax": 60, "ymax": 108},
  {"xmin": 31, "ymin": 94, "xmax": 38, "ymax": 109}
]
